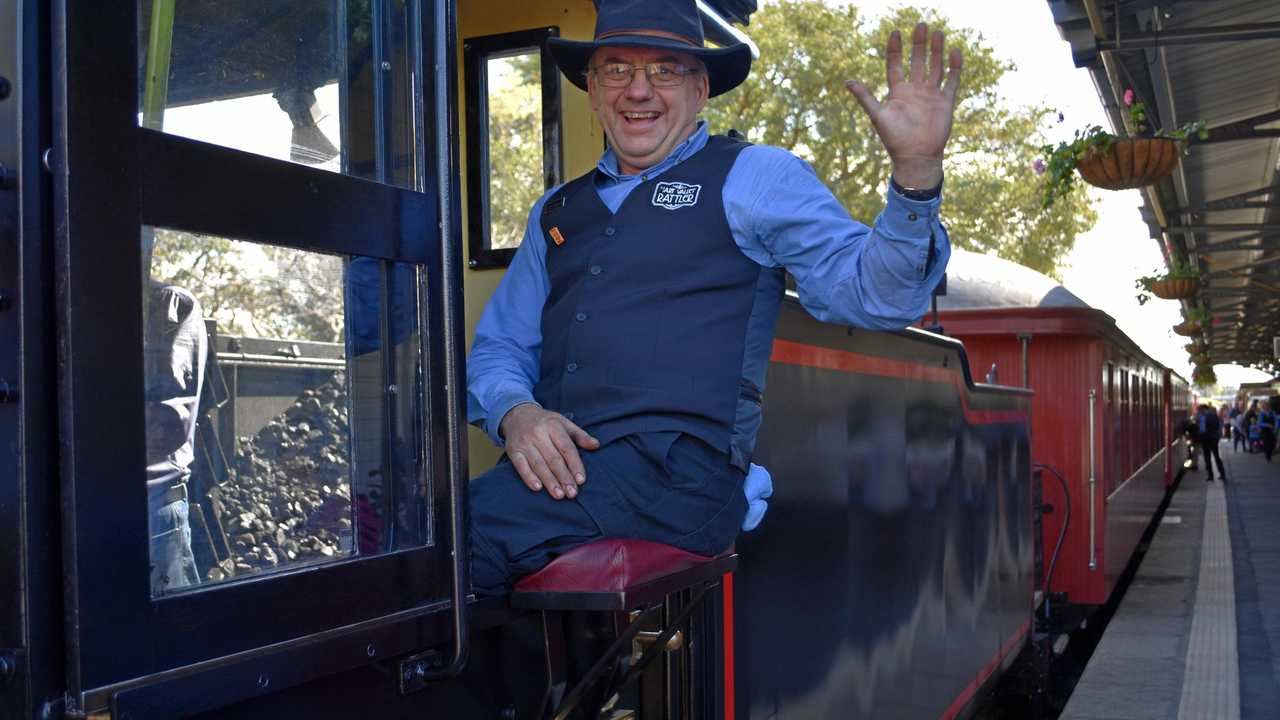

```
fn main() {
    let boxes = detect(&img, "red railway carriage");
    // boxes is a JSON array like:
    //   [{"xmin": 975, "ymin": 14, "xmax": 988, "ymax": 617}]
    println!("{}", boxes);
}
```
[{"xmin": 932, "ymin": 250, "xmax": 1187, "ymax": 607}]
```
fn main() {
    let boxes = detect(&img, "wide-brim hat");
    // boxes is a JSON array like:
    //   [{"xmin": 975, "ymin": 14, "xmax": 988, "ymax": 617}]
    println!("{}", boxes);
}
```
[{"xmin": 547, "ymin": 0, "xmax": 752, "ymax": 98}]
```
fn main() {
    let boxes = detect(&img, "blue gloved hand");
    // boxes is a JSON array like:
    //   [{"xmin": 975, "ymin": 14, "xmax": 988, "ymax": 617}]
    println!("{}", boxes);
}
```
[{"xmin": 741, "ymin": 462, "xmax": 773, "ymax": 531}]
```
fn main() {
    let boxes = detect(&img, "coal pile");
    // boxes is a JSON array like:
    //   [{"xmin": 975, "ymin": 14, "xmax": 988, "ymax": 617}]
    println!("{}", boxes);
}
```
[{"xmin": 210, "ymin": 374, "xmax": 353, "ymax": 581}]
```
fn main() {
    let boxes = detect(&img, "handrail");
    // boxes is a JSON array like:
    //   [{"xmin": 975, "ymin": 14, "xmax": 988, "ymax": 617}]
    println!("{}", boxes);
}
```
[
  {"xmin": 1088, "ymin": 388, "xmax": 1098, "ymax": 571},
  {"xmin": 421, "ymin": 0, "xmax": 469, "ymax": 680}
]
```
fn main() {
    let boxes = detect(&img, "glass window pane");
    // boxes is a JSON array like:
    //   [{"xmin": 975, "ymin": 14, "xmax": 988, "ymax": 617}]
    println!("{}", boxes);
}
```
[
  {"xmin": 485, "ymin": 50, "xmax": 545, "ymax": 250},
  {"xmin": 144, "ymin": 227, "xmax": 428, "ymax": 597},
  {"xmin": 137, "ymin": 0, "xmax": 418, "ymax": 188}
]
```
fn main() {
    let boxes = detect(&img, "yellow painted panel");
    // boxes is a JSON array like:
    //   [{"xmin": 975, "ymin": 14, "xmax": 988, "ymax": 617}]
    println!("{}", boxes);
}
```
[{"xmin": 457, "ymin": 0, "xmax": 601, "ymax": 475}]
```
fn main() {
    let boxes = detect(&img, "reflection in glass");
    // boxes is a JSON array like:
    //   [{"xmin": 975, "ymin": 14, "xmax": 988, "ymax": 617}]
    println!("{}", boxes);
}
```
[
  {"xmin": 137, "ymin": 0, "xmax": 418, "ymax": 188},
  {"xmin": 486, "ymin": 51, "xmax": 545, "ymax": 249},
  {"xmin": 144, "ymin": 227, "xmax": 427, "ymax": 596}
]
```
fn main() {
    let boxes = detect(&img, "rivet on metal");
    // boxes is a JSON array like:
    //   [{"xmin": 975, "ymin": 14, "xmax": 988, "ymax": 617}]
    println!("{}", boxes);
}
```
[
  {"xmin": 257, "ymin": 673, "xmax": 270, "ymax": 689},
  {"xmin": 366, "ymin": 643, "xmax": 376, "ymax": 657}
]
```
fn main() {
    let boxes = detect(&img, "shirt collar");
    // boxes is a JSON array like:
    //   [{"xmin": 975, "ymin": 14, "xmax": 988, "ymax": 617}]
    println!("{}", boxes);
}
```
[{"xmin": 596, "ymin": 121, "xmax": 710, "ymax": 181}]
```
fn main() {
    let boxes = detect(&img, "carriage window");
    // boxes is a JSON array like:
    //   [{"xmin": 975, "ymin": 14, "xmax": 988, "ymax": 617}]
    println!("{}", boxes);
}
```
[
  {"xmin": 137, "ymin": 0, "xmax": 419, "ymax": 188},
  {"xmin": 464, "ymin": 28, "xmax": 563, "ymax": 269},
  {"xmin": 144, "ymin": 227, "xmax": 429, "ymax": 596}
]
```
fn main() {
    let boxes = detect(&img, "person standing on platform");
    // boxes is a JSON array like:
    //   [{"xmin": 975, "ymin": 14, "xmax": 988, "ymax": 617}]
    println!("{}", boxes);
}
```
[
  {"xmin": 1198, "ymin": 403, "xmax": 1225, "ymax": 482},
  {"xmin": 1230, "ymin": 402, "xmax": 1246, "ymax": 452},
  {"xmin": 1246, "ymin": 400, "xmax": 1260, "ymax": 453},
  {"xmin": 1259, "ymin": 400, "xmax": 1277, "ymax": 463}
]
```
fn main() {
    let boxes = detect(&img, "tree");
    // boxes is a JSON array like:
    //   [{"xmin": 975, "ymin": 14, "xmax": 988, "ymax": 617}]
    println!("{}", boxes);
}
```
[
  {"xmin": 703, "ymin": 1, "xmax": 1096, "ymax": 277},
  {"xmin": 485, "ymin": 52, "xmax": 547, "ymax": 249},
  {"xmin": 150, "ymin": 228, "xmax": 345, "ymax": 343}
]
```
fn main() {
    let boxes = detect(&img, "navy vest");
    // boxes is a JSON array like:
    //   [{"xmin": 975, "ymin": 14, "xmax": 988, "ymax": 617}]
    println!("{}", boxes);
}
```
[{"xmin": 536, "ymin": 135, "xmax": 775, "ymax": 468}]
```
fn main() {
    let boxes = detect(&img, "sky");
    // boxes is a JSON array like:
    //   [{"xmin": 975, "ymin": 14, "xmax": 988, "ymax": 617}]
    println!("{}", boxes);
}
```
[{"xmin": 832, "ymin": 0, "xmax": 1271, "ymax": 391}]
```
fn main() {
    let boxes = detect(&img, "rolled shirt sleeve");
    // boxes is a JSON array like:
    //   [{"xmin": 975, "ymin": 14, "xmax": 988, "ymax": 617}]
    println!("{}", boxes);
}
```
[
  {"xmin": 725, "ymin": 145, "xmax": 950, "ymax": 329},
  {"xmin": 466, "ymin": 193, "xmax": 555, "ymax": 446}
]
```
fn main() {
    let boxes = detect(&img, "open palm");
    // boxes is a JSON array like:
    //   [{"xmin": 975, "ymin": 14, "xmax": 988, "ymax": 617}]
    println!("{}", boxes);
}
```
[{"xmin": 845, "ymin": 23, "xmax": 963, "ymax": 189}]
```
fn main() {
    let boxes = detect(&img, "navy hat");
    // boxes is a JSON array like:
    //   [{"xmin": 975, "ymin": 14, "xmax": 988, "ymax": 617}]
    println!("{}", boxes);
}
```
[{"xmin": 547, "ymin": 0, "xmax": 752, "ymax": 98}]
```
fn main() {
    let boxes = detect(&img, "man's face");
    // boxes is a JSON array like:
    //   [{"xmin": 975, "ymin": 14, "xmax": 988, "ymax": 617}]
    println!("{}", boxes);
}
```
[{"xmin": 587, "ymin": 46, "xmax": 709, "ymax": 176}]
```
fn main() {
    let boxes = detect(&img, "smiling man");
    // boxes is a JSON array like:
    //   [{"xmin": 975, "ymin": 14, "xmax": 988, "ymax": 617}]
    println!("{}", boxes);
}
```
[{"xmin": 466, "ymin": 0, "xmax": 962, "ymax": 595}]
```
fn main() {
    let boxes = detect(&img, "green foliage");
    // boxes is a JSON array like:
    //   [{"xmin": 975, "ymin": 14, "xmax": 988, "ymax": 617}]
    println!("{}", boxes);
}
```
[
  {"xmin": 1134, "ymin": 256, "xmax": 1199, "ymax": 305},
  {"xmin": 150, "ymin": 228, "xmax": 345, "ymax": 343},
  {"xmin": 702, "ymin": 1, "xmax": 1095, "ymax": 278},
  {"xmin": 1186, "ymin": 306, "xmax": 1212, "ymax": 326},
  {"xmin": 485, "ymin": 52, "xmax": 546, "ymax": 250},
  {"xmin": 1192, "ymin": 365, "xmax": 1217, "ymax": 388},
  {"xmin": 1039, "ymin": 93, "xmax": 1208, "ymax": 208}
]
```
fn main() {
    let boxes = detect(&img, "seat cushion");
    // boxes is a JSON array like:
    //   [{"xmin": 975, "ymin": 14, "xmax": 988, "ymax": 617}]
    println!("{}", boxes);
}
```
[{"xmin": 513, "ymin": 538, "xmax": 718, "ymax": 594}]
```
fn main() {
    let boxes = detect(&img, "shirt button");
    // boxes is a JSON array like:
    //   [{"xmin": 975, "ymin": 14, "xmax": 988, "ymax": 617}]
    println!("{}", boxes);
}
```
[
  {"xmin": 589, "ymin": 265, "xmax": 602, "ymax": 276},
  {"xmin": 907, "ymin": 212, "xmax": 919, "ymax": 222},
  {"xmin": 604, "ymin": 227, "xmax": 616, "ymax": 236},
  {"xmin": 575, "ymin": 312, "xmax": 587, "ymax": 322},
  {"xmin": 566, "ymin": 362, "xmax": 579, "ymax": 373}
]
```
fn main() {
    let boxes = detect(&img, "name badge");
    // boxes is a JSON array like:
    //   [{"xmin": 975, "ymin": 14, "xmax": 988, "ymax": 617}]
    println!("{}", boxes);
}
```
[{"xmin": 651, "ymin": 181, "xmax": 701, "ymax": 210}]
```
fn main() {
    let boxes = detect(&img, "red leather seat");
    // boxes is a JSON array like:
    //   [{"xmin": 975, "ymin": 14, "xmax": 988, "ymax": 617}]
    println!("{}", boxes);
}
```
[
  {"xmin": 515, "ymin": 538, "xmax": 717, "ymax": 594},
  {"xmin": 510, "ymin": 538, "xmax": 737, "ymax": 611}
]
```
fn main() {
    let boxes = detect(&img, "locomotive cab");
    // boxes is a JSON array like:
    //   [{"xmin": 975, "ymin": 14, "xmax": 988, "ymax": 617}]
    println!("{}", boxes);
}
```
[{"xmin": 1, "ymin": 1, "xmax": 1038, "ymax": 719}]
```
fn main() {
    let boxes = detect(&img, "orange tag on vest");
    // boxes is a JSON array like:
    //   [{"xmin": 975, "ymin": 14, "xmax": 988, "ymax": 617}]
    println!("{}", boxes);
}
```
[{"xmin": 549, "ymin": 226, "xmax": 566, "ymax": 246}]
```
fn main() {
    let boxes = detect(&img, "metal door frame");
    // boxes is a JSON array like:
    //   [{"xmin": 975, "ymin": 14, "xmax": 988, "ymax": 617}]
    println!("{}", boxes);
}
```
[{"xmin": 48, "ymin": 0, "xmax": 468, "ymax": 715}]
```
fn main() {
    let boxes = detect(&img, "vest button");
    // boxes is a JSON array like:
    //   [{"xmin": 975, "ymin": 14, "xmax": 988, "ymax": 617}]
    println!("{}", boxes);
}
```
[
  {"xmin": 589, "ymin": 265, "xmax": 602, "ymax": 276},
  {"xmin": 566, "ymin": 362, "xmax": 579, "ymax": 373},
  {"xmin": 575, "ymin": 312, "xmax": 587, "ymax": 322},
  {"xmin": 563, "ymin": 412, "xmax": 575, "ymax": 420},
  {"xmin": 604, "ymin": 227, "xmax": 616, "ymax": 236}
]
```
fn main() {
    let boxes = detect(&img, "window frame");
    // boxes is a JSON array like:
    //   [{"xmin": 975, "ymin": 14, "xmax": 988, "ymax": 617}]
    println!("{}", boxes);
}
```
[
  {"xmin": 463, "ymin": 26, "xmax": 564, "ymax": 270},
  {"xmin": 51, "ymin": 0, "xmax": 469, "ymax": 713}
]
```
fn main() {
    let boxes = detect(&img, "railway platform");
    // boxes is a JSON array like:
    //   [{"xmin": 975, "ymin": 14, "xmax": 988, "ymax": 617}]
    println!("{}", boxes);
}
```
[{"xmin": 1061, "ymin": 445, "xmax": 1280, "ymax": 720}]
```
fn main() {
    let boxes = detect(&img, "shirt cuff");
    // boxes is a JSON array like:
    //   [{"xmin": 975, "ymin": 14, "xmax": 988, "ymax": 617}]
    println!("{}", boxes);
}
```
[
  {"xmin": 486, "ymin": 394, "xmax": 540, "ymax": 447},
  {"xmin": 879, "ymin": 182, "xmax": 943, "ymax": 242}
]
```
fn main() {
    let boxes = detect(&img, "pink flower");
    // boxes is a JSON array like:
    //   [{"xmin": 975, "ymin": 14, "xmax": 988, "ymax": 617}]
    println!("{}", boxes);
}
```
[
  {"xmin": 1033, "ymin": 158, "xmax": 1046, "ymax": 175},
  {"xmin": 1124, "ymin": 89, "xmax": 1135, "ymax": 106}
]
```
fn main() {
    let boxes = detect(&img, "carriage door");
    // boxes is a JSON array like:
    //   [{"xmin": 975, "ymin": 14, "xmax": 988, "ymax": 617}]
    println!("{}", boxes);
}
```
[{"xmin": 51, "ymin": 1, "xmax": 468, "ymax": 715}]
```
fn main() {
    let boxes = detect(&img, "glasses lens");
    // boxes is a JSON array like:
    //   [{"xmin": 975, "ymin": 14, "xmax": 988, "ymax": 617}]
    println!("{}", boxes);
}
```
[
  {"xmin": 648, "ymin": 63, "xmax": 684, "ymax": 87},
  {"xmin": 597, "ymin": 64, "xmax": 634, "ymax": 87}
]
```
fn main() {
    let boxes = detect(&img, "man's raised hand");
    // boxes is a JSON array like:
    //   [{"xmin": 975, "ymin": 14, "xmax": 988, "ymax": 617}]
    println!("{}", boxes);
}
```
[
  {"xmin": 844, "ymin": 22, "xmax": 963, "ymax": 190},
  {"xmin": 499, "ymin": 403, "xmax": 601, "ymax": 500}
]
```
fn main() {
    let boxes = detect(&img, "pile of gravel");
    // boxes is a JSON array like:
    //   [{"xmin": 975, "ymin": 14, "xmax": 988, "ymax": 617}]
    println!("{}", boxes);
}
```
[{"xmin": 209, "ymin": 373, "xmax": 354, "ymax": 581}]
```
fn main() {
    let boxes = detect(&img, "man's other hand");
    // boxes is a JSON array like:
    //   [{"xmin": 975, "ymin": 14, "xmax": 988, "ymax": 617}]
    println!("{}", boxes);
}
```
[
  {"xmin": 500, "ymin": 403, "xmax": 601, "ymax": 500},
  {"xmin": 844, "ymin": 22, "xmax": 963, "ymax": 189}
]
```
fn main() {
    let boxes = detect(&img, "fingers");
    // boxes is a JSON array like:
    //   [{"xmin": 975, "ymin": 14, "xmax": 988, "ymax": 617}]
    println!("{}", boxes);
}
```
[
  {"xmin": 509, "ymin": 451, "xmax": 543, "ymax": 493},
  {"xmin": 885, "ymin": 29, "xmax": 904, "ymax": 90},
  {"xmin": 534, "ymin": 433, "xmax": 579, "ymax": 499},
  {"xmin": 506, "ymin": 409, "xmax": 598, "ymax": 500},
  {"xmin": 928, "ymin": 30, "xmax": 945, "ymax": 87},
  {"xmin": 943, "ymin": 46, "xmax": 964, "ymax": 104},
  {"xmin": 845, "ymin": 80, "xmax": 881, "ymax": 122},
  {"xmin": 566, "ymin": 421, "xmax": 601, "ymax": 451},
  {"xmin": 908, "ymin": 22, "xmax": 928, "ymax": 83}
]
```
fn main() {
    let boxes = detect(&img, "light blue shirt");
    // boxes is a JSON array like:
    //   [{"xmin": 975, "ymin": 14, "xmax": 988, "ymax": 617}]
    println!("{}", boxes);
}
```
[{"xmin": 468, "ymin": 121, "xmax": 950, "ymax": 446}]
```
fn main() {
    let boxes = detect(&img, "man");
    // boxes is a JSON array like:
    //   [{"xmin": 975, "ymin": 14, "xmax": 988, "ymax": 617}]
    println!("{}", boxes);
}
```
[
  {"xmin": 1198, "ymin": 403, "xmax": 1225, "ymax": 482},
  {"xmin": 144, "ymin": 279, "xmax": 208, "ymax": 594},
  {"xmin": 466, "ymin": 0, "xmax": 960, "ymax": 595}
]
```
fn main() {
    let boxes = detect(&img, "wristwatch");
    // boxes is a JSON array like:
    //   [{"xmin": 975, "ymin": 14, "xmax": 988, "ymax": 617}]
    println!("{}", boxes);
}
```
[{"xmin": 890, "ymin": 175, "xmax": 943, "ymax": 201}]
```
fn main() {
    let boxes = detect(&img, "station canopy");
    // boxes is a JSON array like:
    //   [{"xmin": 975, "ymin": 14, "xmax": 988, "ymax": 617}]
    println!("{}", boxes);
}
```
[{"xmin": 1048, "ymin": 0, "xmax": 1280, "ymax": 373}]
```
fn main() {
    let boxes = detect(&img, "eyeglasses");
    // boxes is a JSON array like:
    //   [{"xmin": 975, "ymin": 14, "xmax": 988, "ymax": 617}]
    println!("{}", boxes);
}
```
[{"xmin": 589, "ymin": 62, "xmax": 702, "ymax": 88}]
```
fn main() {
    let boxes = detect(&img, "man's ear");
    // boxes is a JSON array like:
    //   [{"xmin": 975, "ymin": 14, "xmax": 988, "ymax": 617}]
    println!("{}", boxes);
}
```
[{"xmin": 694, "ymin": 71, "xmax": 710, "ymax": 112}]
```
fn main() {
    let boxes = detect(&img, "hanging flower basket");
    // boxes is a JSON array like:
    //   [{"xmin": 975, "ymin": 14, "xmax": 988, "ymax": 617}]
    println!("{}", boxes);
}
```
[
  {"xmin": 1075, "ymin": 138, "xmax": 1181, "ymax": 191},
  {"xmin": 1149, "ymin": 276, "xmax": 1199, "ymax": 300},
  {"xmin": 1185, "ymin": 340, "xmax": 1208, "ymax": 354},
  {"xmin": 1172, "ymin": 321, "xmax": 1200, "ymax": 337}
]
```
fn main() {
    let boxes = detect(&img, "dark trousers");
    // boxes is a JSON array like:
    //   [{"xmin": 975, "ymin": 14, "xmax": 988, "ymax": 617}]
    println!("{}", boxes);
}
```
[
  {"xmin": 1264, "ymin": 429, "xmax": 1276, "ymax": 462},
  {"xmin": 1202, "ymin": 439, "xmax": 1225, "ymax": 480},
  {"xmin": 469, "ymin": 432, "xmax": 747, "ymax": 596},
  {"xmin": 1234, "ymin": 428, "xmax": 1247, "ymax": 452}
]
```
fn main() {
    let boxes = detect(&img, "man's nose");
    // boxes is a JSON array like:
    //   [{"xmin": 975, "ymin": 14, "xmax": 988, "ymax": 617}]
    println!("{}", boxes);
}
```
[{"xmin": 623, "ymin": 68, "xmax": 655, "ymax": 99}]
